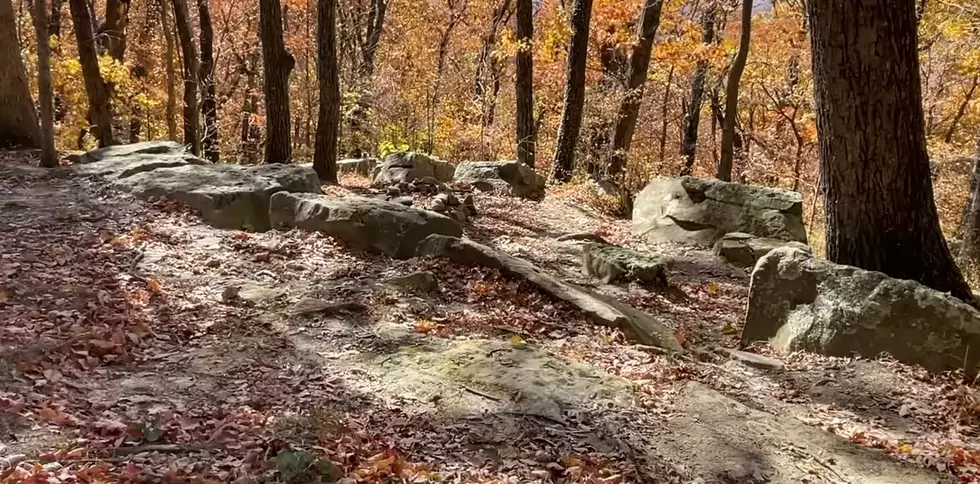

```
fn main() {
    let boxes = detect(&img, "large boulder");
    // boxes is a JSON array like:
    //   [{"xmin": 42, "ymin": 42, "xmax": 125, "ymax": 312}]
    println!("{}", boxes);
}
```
[
  {"xmin": 742, "ymin": 247, "xmax": 980, "ymax": 374},
  {"xmin": 337, "ymin": 158, "xmax": 378, "ymax": 177},
  {"xmin": 416, "ymin": 235, "xmax": 683, "ymax": 353},
  {"xmin": 70, "ymin": 141, "xmax": 206, "ymax": 179},
  {"xmin": 582, "ymin": 243, "xmax": 669, "ymax": 290},
  {"xmin": 270, "ymin": 192, "xmax": 462, "ymax": 259},
  {"xmin": 372, "ymin": 152, "xmax": 454, "ymax": 186},
  {"xmin": 453, "ymin": 161, "xmax": 546, "ymax": 200},
  {"xmin": 633, "ymin": 176, "xmax": 807, "ymax": 246},
  {"xmin": 714, "ymin": 232, "xmax": 811, "ymax": 268},
  {"xmin": 116, "ymin": 163, "xmax": 322, "ymax": 231}
]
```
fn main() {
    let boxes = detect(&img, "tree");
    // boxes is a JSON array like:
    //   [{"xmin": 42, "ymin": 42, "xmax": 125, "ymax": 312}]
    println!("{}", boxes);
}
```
[
  {"xmin": 808, "ymin": 0, "xmax": 973, "ymax": 303},
  {"xmin": 960, "ymin": 131, "xmax": 980, "ymax": 276},
  {"xmin": 515, "ymin": 0, "xmax": 534, "ymax": 168},
  {"xmin": 552, "ymin": 0, "xmax": 594, "ymax": 183},
  {"xmin": 32, "ymin": 0, "xmax": 58, "ymax": 166},
  {"xmin": 0, "ymin": 0, "xmax": 40, "ymax": 148},
  {"xmin": 172, "ymin": 0, "xmax": 201, "ymax": 155},
  {"xmin": 680, "ymin": 8, "xmax": 715, "ymax": 176},
  {"xmin": 102, "ymin": 0, "xmax": 131, "ymax": 60},
  {"xmin": 260, "ymin": 0, "xmax": 295, "ymax": 164},
  {"xmin": 607, "ymin": 0, "xmax": 663, "ymax": 179},
  {"xmin": 717, "ymin": 0, "xmax": 751, "ymax": 182},
  {"xmin": 198, "ymin": 0, "xmax": 220, "ymax": 162},
  {"xmin": 160, "ymin": 0, "xmax": 178, "ymax": 141},
  {"xmin": 68, "ymin": 0, "xmax": 114, "ymax": 147},
  {"xmin": 313, "ymin": 0, "xmax": 340, "ymax": 182}
]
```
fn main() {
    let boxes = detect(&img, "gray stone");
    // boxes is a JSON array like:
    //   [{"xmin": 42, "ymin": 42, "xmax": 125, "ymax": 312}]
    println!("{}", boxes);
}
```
[
  {"xmin": 416, "ymin": 235, "xmax": 683, "ymax": 353},
  {"xmin": 434, "ymin": 191, "xmax": 459, "ymax": 206},
  {"xmin": 71, "ymin": 141, "xmax": 207, "ymax": 179},
  {"xmin": 716, "ymin": 348, "xmax": 784, "ymax": 371},
  {"xmin": 270, "ymin": 192, "xmax": 462, "ymax": 259},
  {"xmin": 372, "ymin": 152, "xmax": 455, "ymax": 186},
  {"xmin": 80, "ymin": 140, "xmax": 189, "ymax": 163},
  {"xmin": 582, "ymin": 243, "xmax": 669, "ymax": 290},
  {"xmin": 633, "ymin": 176, "xmax": 807, "ymax": 246},
  {"xmin": 453, "ymin": 161, "xmax": 546, "ymax": 200},
  {"xmin": 239, "ymin": 283, "xmax": 286, "ymax": 304},
  {"xmin": 391, "ymin": 196, "xmax": 414, "ymax": 206},
  {"xmin": 714, "ymin": 232, "xmax": 812, "ymax": 268},
  {"xmin": 337, "ymin": 158, "xmax": 377, "ymax": 176},
  {"xmin": 742, "ymin": 247, "xmax": 980, "ymax": 374},
  {"xmin": 115, "ymin": 162, "xmax": 322, "ymax": 231},
  {"xmin": 383, "ymin": 271, "xmax": 440, "ymax": 293}
]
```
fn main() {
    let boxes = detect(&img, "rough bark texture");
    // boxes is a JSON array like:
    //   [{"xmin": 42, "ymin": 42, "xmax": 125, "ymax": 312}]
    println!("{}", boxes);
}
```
[
  {"xmin": 172, "ymin": 0, "xmax": 201, "ymax": 155},
  {"xmin": 102, "ymin": 0, "xmax": 130, "ymax": 60},
  {"xmin": 808, "ymin": 0, "xmax": 974, "ymax": 303},
  {"xmin": 607, "ymin": 0, "xmax": 663, "ymax": 179},
  {"xmin": 198, "ymin": 0, "xmax": 220, "ymax": 162},
  {"xmin": 69, "ymin": 0, "xmax": 114, "ymax": 147},
  {"xmin": 515, "ymin": 0, "xmax": 535, "ymax": 168},
  {"xmin": 551, "ymin": 0, "xmax": 594, "ymax": 183},
  {"xmin": 160, "ymin": 0, "xmax": 178, "ymax": 141},
  {"xmin": 717, "ymin": 0, "xmax": 751, "ymax": 182},
  {"xmin": 960, "ymin": 135, "xmax": 980, "ymax": 277},
  {"xmin": 314, "ymin": 0, "xmax": 340, "ymax": 182},
  {"xmin": 0, "ymin": 0, "xmax": 40, "ymax": 149},
  {"xmin": 360, "ymin": 0, "xmax": 387, "ymax": 78},
  {"xmin": 680, "ymin": 9, "xmax": 715, "ymax": 176},
  {"xmin": 32, "ymin": 0, "xmax": 58, "ymax": 166},
  {"xmin": 260, "ymin": 0, "xmax": 295, "ymax": 164},
  {"xmin": 49, "ymin": 0, "xmax": 63, "ymax": 37}
]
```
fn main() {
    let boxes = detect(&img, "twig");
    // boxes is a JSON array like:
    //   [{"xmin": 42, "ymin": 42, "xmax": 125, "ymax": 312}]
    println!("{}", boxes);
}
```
[
  {"xmin": 462, "ymin": 385, "xmax": 503, "ymax": 402},
  {"xmin": 111, "ymin": 444, "xmax": 211, "ymax": 457}
]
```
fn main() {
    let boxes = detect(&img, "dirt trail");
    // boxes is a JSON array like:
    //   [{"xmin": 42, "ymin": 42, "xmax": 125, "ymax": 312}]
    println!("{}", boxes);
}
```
[{"xmin": 0, "ymin": 153, "xmax": 968, "ymax": 483}]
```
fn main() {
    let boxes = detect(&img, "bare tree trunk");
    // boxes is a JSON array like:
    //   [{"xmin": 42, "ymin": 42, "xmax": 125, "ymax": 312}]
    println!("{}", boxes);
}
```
[
  {"xmin": 0, "ymin": 0, "xmax": 40, "ymax": 148},
  {"xmin": 360, "ymin": 0, "xmax": 386, "ymax": 78},
  {"xmin": 198, "ymin": 0, "xmax": 219, "ymax": 161},
  {"xmin": 32, "ymin": 0, "xmax": 57, "ymax": 165},
  {"xmin": 717, "ymin": 0, "xmax": 752, "ymax": 182},
  {"xmin": 68, "ymin": 0, "xmax": 114, "ymax": 147},
  {"xmin": 515, "ymin": 0, "xmax": 534, "ymax": 168},
  {"xmin": 102, "ymin": 0, "xmax": 130, "ymax": 60},
  {"xmin": 809, "ymin": 0, "xmax": 973, "ymax": 303},
  {"xmin": 680, "ymin": 8, "xmax": 715, "ymax": 176},
  {"xmin": 552, "ymin": 0, "xmax": 594, "ymax": 183},
  {"xmin": 160, "ymin": 0, "xmax": 178, "ymax": 141},
  {"xmin": 49, "ymin": 0, "xmax": 63, "ymax": 37},
  {"xmin": 314, "ymin": 0, "xmax": 340, "ymax": 182},
  {"xmin": 607, "ymin": 0, "xmax": 663, "ymax": 178},
  {"xmin": 240, "ymin": 49, "xmax": 261, "ymax": 163},
  {"xmin": 172, "ymin": 0, "xmax": 200, "ymax": 155},
  {"xmin": 260, "ymin": 0, "xmax": 295, "ymax": 163}
]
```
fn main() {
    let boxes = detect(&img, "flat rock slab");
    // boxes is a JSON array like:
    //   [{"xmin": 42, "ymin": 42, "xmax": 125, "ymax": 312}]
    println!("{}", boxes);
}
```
[
  {"xmin": 270, "ymin": 192, "xmax": 462, "ymax": 259},
  {"xmin": 453, "ymin": 161, "xmax": 546, "ymax": 200},
  {"xmin": 662, "ymin": 381, "xmax": 950, "ymax": 483},
  {"xmin": 71, "ymin": 141, "xmax": 206, "ymax": 179},
  {"xmin": 582, "ymin": 243, "xmax": 669, "ymax": 289},
  {"xmin": 416, "ymin": 234, "xmax": 683, "ymax": 353},
  {"xmin": 372, "ymin": 152, "xmax": 455, "ymax": 186}
]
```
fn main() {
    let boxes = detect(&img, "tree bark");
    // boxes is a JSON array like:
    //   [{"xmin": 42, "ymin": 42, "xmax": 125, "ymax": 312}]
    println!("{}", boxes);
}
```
[
  {"xmin": 260, "ymin": 0, "xmax": 295, "ymax": 164},
  {"xmin": 32, "ymin": 0, "xmax": 57, "ymax": 165},
  {"xmin": 68, "ymin": 0, "xmax": 114, "ymax": 147},
  {"xmin": 314, "ymin": 0, "xmax": 340, "ymax": 182},
  {"xmin": 171, "ymin": 0, "xmax": 200, "ymax": 155},
  {"xmin": 607, "ymin": 0, "xmax": 663, "ymax": 179},
  {"xmin": 551, "ymin": 0, "xmax": 594, "ymax": 183},
  {"xmin": 360, "ymin": 0, "xmax": 387, "ymax": 78},
  {"xmin": 198, "ymin": 0, "xmax": 220, "ymax": 161},
  {"xmin": 102, "ymin": 0, "xmax": 130, "ymax": 60},
  {"xmin": 240, "ymin": 49, "xmax": 262, "ymax": 163},
  {"xmin": 0, "ymin": 0, "xmax": 40, "ymax": 149},
  {"xmin": 717, "ymin": 0, "xmax": 751, "ymax": 182},
  {"xmin": 515, "ymin": 0, "xmax": 535, "ymax": 168},
  {"xmin": 680, "ymin": 8, "xmax": 715, "ymax": 176},
  {"xmin": 808, "ymin": 0, "xmax": 973, "ymax": 302},
  {"xmin": 49, "ymin": 0, "xmax": 63, "ymax": 37},
  {"xmin": 160, "ymin": 0, "xmax": 178, "ymax": 141}
]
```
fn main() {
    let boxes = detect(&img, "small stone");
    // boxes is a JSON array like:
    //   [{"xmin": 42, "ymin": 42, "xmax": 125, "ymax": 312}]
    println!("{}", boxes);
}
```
[
  {"xmin": 286, "ymin": 262, "xmax": 307, "ymax": 271},
  {"xmin": 252, "ymin": 252, "xmax": 271, "ymax": 262},
  {"xmin": 205, "ymin": 259, "xmax": 221, "ymax": 268},
  {"xmin": 435, "ymin": 191, "xmax": 459, "ymax": 207},
  {"xmin": 533, "ymin": 450, "xmax": 552, "ymax": 462},
  {"xmin": 451, "ymin": 206, "xmax": 468, "ymax": 222},
  {"xmin": 383, "ymin": 271, "xmax": 440, "ymax": 293},
  {"xmin": 463, "ymin": 193, "xmax": 477, "ymax": 214},
  {"xmin": 221, "ymin": 286, "xmax": 240, "ymax": 303},
  {"xmin": 431, "ymin": 199, "xmax": 447, "ymax": 212},
  {"xmin": 386, "ymin": 186, "xmax": 402, "ymax": 197},
  {"xmin": 392, "ymin": 196, "xmax": 414, "ymax": 207},
  {"xmin": 397, "ymin": 181, "xmax": 411, "ymax": 192}
]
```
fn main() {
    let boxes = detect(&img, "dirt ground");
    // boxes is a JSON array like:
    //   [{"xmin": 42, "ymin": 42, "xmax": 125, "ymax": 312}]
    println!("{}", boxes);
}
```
[{"xmin": 1, "ymin": 150, "xmax": 978, "ymax": 483}]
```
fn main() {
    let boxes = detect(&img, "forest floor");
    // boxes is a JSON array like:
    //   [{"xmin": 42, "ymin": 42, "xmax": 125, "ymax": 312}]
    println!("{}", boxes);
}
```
[{"xmin": 1, "ymin": 149, "xmax": 979, "ymax": 483}]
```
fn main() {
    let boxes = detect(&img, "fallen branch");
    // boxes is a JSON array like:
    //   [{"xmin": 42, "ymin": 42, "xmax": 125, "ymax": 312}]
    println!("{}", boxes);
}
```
[
  {"xmin": 111, "ymin": 444, "xmax": 211, "ymax": 457},
  {"xmin": 462, "ymin": 385, "xmax": 503, "ymax": 402}
]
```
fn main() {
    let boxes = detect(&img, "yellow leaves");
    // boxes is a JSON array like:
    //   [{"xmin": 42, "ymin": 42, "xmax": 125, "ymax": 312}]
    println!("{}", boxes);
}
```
[
  {"xmin": 898, "ymin": 443, "xmax": 914, "ymax": 454},
  {"xmin": 414, "ymin": 319, "xmax": 438, "ymax": 333},
  {"xmin": 147, "ymin": 278, "xmax": 163, "ymax": 294},
  {"xmin": 705, "ymin": 282, "xmax": 720, "ymax": 295},
  {"xmin": 509, "ymin": 334, "xmax": 526, "ymax": 348}
]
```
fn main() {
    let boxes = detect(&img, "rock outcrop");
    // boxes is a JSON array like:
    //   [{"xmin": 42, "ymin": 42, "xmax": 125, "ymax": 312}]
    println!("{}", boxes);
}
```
[
  {"xmin": 372, "ymin": 152, "xmax": 454, "ymax": 186},
  {"xmin": 270, "ymin": 192, "xmax": 462, "ymax": 259},
  {"xmin": 453, "ymin": 161, "xmax": 546, "ymax": 200},
  {"xmin": 337, "ymin": 158, "xmax": 378, "ymax": 177},
  {"xmin": 582, "ymin": 243, "xmax": 669, "ymax": 290},
  {"xmin": 714, "ymin": 232, "xmax": 811, "ymax": 268},
  {"xmin": 742, "ymin": 247, "xmax": 980, "ymax": 374},
  {"xmin": 70, "ymin": 141, "xmax": 206, "ymax": 179},
  {"xmin": 633, "ymin": 176, "xmax": 807, "ymax": 246},
  {"xmin": 416, "ymin": 235, "xmax": 683, "ymax": 353}
]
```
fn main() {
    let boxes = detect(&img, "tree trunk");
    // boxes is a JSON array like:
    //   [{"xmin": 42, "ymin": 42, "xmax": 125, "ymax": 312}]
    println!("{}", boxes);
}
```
[
  {"xmin": 314, "ymin": 0, "xmax": 340, "ymax": 182},
  {"xmin": 49, "ymin": 0, "xmax": 63, "ymax": 37},
  {"xmin": 198, "ymin": 0, "xmax": 220, "ymax": 161},
  {"xmin": 962, "ymin": 137, "xmax": 980, "ymax": 275},
  {"xmin": 171, "ymin": 0, "xmax": 200, "ymax": 155},
  {"xmin": 160, "ymin": 0, "xmax": 178, "ymax": 141},
  {"xmin": 607, "ymin": 0, "xmax": 663, "ymax": 178},
  {"xmin": 360, "ymin": 0, "xmax": 387, "ymax": 78},
  {"xmin": 68, "ymin": 0, "xmax": 114, "ymax": 147},
  {"xmin": 260, "ymin": 0, "xmax": 295, "ymax": 164},
  {"xmin": 0, "ymin": 0, "xmax": 40, "ymax": 148},
  {"xmin": 515, "ymin": 0, "xmax": 534, "ymax": 168},
  {"xmin": 808, "ymin": 0, "xmax": 973, "ymax": 302},
  {"xmin": 680, "ymin": 8, "xmax": 715, "ymax": 176},
  {"xmin": 102, "ymin": 0, "xmax": 130, "ymax": 60},
  {"xmin": 717, "ymin": 0, "xmax": 751, "ymax": 181},
  {"xmin": 32, "ymin": 0, "xmax": 57, "ymax": 165},
  {"xmin": 240, "ymin": 49, "xmax": 261, "ymax": 163},
  {"xmin": 551, "ymin": 0, "xmax": 594, "ymax": 183}
]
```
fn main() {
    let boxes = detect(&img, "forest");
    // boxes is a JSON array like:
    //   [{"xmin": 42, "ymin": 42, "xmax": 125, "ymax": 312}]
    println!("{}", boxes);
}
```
[{"xmin": 5, "ymin": 0, "xmax": 980, "ymax": 482}]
